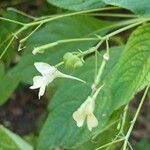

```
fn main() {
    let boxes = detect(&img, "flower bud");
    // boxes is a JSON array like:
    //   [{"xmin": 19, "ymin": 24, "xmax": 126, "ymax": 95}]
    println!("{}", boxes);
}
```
[
  {"xmin": 63, "ymin": 52, "xmax": 83, "ymax": 69},
  {"xmin": 103, "ymin": 53, "xmax": 109, "ymax": 61}
]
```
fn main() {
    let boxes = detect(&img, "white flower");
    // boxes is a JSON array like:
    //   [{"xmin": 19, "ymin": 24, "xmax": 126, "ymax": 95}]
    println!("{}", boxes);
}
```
[
  {"xmin": 72, "ymin": 85, "xmax": 103, "ymax": 131},
  {"xmin": 30, "ymin": 62, "xmax": 85, "ymax": 99}
]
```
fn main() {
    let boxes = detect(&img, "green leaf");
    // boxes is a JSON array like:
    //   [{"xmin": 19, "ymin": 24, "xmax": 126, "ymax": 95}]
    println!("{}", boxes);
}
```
[
  {"xmin": 107, "ymin": 23, "xmax": 150, "ymax": 111},
  {"xmin": 47, "ymin": 0, "xmax": 105, "ymax": 11},
  {"xmin": 103, "ymin": 0, "xmax": 150, "ymax": 16},
  {"xmin": 0, "ymin": 62, "xmax": 5, "ymax": 79},
  {"xmin": 0, "ymin": 125, "xmax": 33, "ymax": 150},
  {"xmin": 0, "ymin": 16, "xmax": 111, "ymax": 105},
  {"xmin": 37, "ymin": 23, "xmax": 150, "ymax": 149}
]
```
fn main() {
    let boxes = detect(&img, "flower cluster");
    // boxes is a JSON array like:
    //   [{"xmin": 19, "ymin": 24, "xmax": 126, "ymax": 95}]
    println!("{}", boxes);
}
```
[{"xmin": 29, "ymin": 41, "xmax": 105, "ymax": 132}]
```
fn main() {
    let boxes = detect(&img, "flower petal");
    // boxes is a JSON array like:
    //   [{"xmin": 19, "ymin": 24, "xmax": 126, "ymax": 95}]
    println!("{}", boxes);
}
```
[
  {"xmin": 85, "ymin": 96, "xmax": 95, "ymax": 114},
  {"xmin": 87, "ymin": 113, "xmax": 98, "ymax": 131},
  {"xmin": 38, "ymin": 85, "xmax": 46, "ymax": 99},
  {"xmin": 34, "ymin": 62, "xmax": 55, "ymax": 75},
  {"xmin": 72, "ymin": 110, "xmax": 86, "ymax": 127},
  {"xmin": 30, "ymin": 76, "xmax": 43, "ymax": 89}
]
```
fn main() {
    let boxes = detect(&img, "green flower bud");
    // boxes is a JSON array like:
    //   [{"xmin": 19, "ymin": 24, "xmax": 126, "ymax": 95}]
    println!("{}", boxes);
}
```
[
  {"xmin": 63, "ymin": 52, "xmax": 83, "ymax": 69},
  {"xmin": 74, "ymin": 60, "xmax": 83, "ymax": 68}
]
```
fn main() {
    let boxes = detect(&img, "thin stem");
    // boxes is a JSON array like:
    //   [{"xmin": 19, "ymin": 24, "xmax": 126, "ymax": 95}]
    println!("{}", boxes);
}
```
[
  {"xmin": 95, "ymin": 138, "xmax": 124, "ymax": 150},
  {"xmin": 89, "ymin": 18, "xmax": 146, "ymax": 37},
  {"xmin": 87, "ymin": 13, "xmax": 137, "ymax": 18},
  {"xmin": 82, "ymin": 40, "xmax": 104, "ymax": 57},
  {"xmin": 27, "ymin": 7, "xmax": 120, "ymax": 26},
  {"xmin": 20, "ymin": 23, "xmax": 43, "ymax": 44},
  {"xmin": 55, "ymin": 61, "xmax": 64, "ymax": 68},
  {"xmin": 0, "ymin": 36, "xmax": 11, "ymax": 48},
  {"xmin": 0, "ymin": 36, "xmax": 14, "ymax": 59},
  {"xmin": 95, "ymin": 49, "xmax": 98, "ymax": 79},
  {"xmin": 94, "ymin": 38, "xmax": 109, "ymax": 86},
  {"xmin": 7, "ymin": 7, "xmax": 36, "ymax": 20},
  {"xmin": 33, "ymin": 37, "xmax": 99, "ymax": 53},
  {"xmin": 106, "ymin": 106, "xmax": 128, "ymax": 150},
  {"xmin": 127, "ymin": 141, "xmax": 134, "ymax": 150},
  {"xmin": 122, "ymin": 85, "xmax": 150, "ymax": 150},
  {"xmin": 59, "ymin": 38, "xmax": 99, "ymax": 44},
  {"xmin": 106, "ymin": 18, "xmax": 149, "ymax": 39},
  {"xmin": 94, "ymin": 60, "xmax": 106, "ymax": 85},
  {"xmin": 120, "ymin": 105, "xmax": 129, "ymax": 133},
  {"xmin": 106, "ymin": 39, "xmax": 109, "ymax": 55},
  {"xmin": 0, "ymin": 25, "xmax": 27, "ymax": 59},
  {"xmin": 0, "ymin": 17, "xmax": 25, "ymax": 26}
]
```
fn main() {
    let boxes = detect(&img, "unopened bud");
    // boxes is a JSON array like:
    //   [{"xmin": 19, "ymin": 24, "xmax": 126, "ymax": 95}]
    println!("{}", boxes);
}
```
[
  {"xmin": 103, "ymin": 53, "xmax": 109, "ymax": 61},
  {"xmin": 63, "ymin": 52, "xmax": 83, "ymax": 69},
  {"xmin": 32, "ymin": 48, "xmax": 44, "ymax": 55}
]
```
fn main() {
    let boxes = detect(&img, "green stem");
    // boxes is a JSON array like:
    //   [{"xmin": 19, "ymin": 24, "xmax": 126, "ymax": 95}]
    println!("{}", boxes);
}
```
[
  {"xmin": 20, "ymin": 23, "xmax": 43, "ymax": 44},
  {"xmin": 95, "ymin": 138, "xmax": 124, "ymax": 150},
  {"xmin": 87, "ymin": 13, "xmax": 137, "ymax": 18},
  {"xmin": 58, "ymin": 38, "xmax": 99, "ymax": 44},
  {"xmin": 0, "ymin": 36, "xmax": 11, "ymax": 48},
  {"xmin": 33, "ymin": 37, "xmax": 99, "ymax": 53},
  {"xmin": 0, "ymin": 17, "xmax": 25, "ymax": 26},
  {"xmin": 105, "ymin": 105, "xmax": 128, "ymax": 150},
  {"xmin": 127, "ymin": 141, "xmax": 134, "ymax": 150},
  {"xmin": 120, "ymin": 105, "xmax": 129, "ymax": 133},
  {"xmin": 106, "ymin": 18, "xmax": 149, "ymax": 39},
  {"xmin": 90, "ymin": 18, "xmax": 146, "ymax": 37},
  {"xmin": 0, "ymin": 36, "xmax": 14, "ymax": 59},
  {"xmin": 55, "ymin": 61, "xmax": 64, "ymax": 68},
  {"xmin": 93, "ymin": 38, "xmax": 109, "ymax": 86},
  {"xmin": 0, "ymin": 25, "xmax": 27, "ymax": 59},
  {"xmin": 7, "ymin": 7, "xmax": 36, "ymax": 20},
  {"xmin": 95, "ymin": 49, "xmax": 98, "ymax": 79},
  {"xmin": 122, "ymin": 85, "xmax": 150, "ymax": 150},
  {"xmin": 27, "ymin": 7, "xmax": 120, "ymax": 27},
  {"xmin": 94, "ymin": 59, "xmax": 106, "ymax": 85}
]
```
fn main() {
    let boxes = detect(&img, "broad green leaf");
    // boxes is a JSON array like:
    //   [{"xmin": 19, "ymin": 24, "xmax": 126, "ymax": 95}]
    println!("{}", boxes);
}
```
[
  {"xmin": 0, "ymin": 125, "xmax": 33, "ymax": 150},
  {"xmin": 107, "ymin": 23, "xmax": 150, "ymax": 111},
  {"xmin": 0, "ymin": 16, "xmax": 111, "ymax": 105},
  {"xmin": 37, "ymin": 23, "xmax": 150, "ymax": 149},
  {"xmin": 47, "ymin": 0, "xmax": 105, "ymax": 11},
  {"xmin": 103, "ymin": 0, "xmax": 150, "ymax": 17}
]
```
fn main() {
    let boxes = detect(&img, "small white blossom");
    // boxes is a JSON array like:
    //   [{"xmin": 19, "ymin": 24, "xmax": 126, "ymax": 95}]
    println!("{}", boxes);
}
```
[
  {"xmin": 30, "ymin": 62, "xmax": 85, "ymax": 99},
  {"xmin": 73, "ymin": 85, "xmax": 103, "ymax": 131}
]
